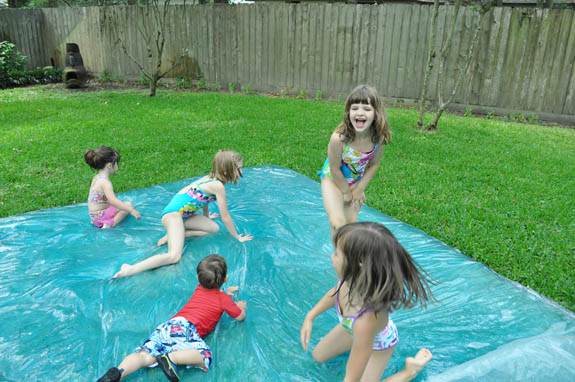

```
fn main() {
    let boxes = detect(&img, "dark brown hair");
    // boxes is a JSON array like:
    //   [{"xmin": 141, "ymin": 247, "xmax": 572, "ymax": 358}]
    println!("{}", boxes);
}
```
[
  {"xmin": 84, "ymin": 146, "xmax": 120, "ymax": 170},
  {"xmin": 197, "ymin": 254, "xmax": 228, "ymax": 290},
  {"xmin": 334, "ymin": 222, "xmax": 434, "ymax": 312},
  {"xmin": 209, "ymin": 150, "xmax": 243, "ymax": 184},
  {"xmin": 336, "ymin": 85, "xmax": 391, "ymax": 146}
]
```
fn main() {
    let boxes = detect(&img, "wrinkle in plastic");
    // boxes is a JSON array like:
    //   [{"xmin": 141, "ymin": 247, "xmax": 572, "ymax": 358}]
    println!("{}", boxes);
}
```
[{"xmin": 0, "ymin": 167, "xmax": 574, "ymax": 381}]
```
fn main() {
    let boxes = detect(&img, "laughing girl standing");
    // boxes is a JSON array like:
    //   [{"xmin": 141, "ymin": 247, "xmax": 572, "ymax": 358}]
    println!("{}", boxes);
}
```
[{"xmin": 319, "ymin": 85, "xmax": 392, "ymax": 240}]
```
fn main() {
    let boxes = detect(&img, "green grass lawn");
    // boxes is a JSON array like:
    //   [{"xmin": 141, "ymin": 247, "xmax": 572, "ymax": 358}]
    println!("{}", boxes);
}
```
[{"xmin": 1, "ymin": 85, "xmax": 574, "ymax": 311}]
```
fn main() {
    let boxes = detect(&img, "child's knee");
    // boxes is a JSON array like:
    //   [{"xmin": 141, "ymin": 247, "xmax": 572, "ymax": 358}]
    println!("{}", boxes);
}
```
[
  {"xmin": 137, "ymin": 349, "xmax": 155, "ymax": 364},
  {"xmin": 311, "ymin": 349, "xmax": 327, "ymax": 364},
  {"xmin": 165, "ymin": 252, "xmax": 182, "ymax": 264}
]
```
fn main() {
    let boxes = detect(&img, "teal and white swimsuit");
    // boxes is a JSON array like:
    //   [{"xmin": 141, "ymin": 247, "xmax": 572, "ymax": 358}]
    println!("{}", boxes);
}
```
[
  {"xmin": 161, "ymin": 179, "xmax": 218, "ymax": 219},
  {"xmin": 320, "ymin": 141, "xmax": 378, "ymax": 186},
  {"xmin": 336, "ymin": 280, "xmax": 398, "ymax": 351}
]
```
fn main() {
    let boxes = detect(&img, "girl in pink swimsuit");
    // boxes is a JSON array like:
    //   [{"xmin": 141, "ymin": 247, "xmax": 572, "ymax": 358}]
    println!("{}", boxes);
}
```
[
  {"xmin": 301, "ymin": 222, "xmax": 435, "ymax": 382},
  {"xmin": 85, "ymin": 146, "xmax": 141, "ymax": 228}
]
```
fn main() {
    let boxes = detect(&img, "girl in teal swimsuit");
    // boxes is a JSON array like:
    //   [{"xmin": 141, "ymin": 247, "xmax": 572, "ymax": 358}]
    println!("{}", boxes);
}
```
[
  {"xmin": 320, "ymin": 85, "xmax": 392, "ymax": 241},
  {"xmin": 113, "ymin": 150, "xmax": 253, "ymax": 279},
  {"xmin": 301, "ymin": 222, "xmax": 435, "ymax": 382}
]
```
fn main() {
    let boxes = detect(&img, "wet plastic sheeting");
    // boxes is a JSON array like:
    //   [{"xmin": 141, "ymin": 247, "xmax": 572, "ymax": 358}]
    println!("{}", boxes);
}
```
[{"xmin": 1, "ymin": 166, "xmax": 574, "ymax": 381}]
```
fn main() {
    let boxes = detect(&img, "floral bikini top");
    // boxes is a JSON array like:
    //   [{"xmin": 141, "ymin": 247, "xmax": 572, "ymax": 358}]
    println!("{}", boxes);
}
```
[
  {"xmin": 88, "ymin": 190, "xmax": 109, "ymax": 204},
  {"xmin": 88, "ymin": 175, "xmax": 110, "ymax": 205},
  {"xmin": 335, "ymin": 280, "xmax": 375, "ymax": 334}
]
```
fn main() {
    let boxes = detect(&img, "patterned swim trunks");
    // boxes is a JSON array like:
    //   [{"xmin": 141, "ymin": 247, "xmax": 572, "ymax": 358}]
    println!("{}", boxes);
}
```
[
  {"xmin": 372, "ymin": 317, "xmax": 399, "ymax": 351},
  {"xmin": 137, "ymin": 317, "xmax": 212, "ymax": 370}
]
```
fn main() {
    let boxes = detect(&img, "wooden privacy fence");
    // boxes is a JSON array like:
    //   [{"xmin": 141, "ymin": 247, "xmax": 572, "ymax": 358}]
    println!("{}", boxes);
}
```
[{"xmin": 0, "ymin": 4, "xmax": 574, "ymax": 121}]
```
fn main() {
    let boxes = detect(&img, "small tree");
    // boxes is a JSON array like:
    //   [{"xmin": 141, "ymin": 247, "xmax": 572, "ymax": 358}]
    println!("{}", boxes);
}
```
[
  {"xmin": 418, "ymin": 0, "xmax": 493, "ymax": 130},
  {"xmin": 104, "ymin": 0, "xmax": 187, "ymax": 96}
]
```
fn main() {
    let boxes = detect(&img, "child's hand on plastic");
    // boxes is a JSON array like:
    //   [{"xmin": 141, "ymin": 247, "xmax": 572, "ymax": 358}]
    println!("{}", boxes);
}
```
[
  {"xmin": 237, "ymin": 233, "xmax": 254, "ymax": 242},
  {"xmin": 131, "ymin": 208, "xmax": 141, "ymax": 220},
  {"xmin": 226, "ymin": 286, "xmax": 239, "ymax": 296},
  {"xmin": 236, "ymin": 300, "xmax": 247, "ymax": 310},
  {"xmin": 300, "ymin": 317, "xmax": 313, "ymax": 352},
  {"xmin": 209, "ymin": 212, "xmax": 220, "ymax": 219}
]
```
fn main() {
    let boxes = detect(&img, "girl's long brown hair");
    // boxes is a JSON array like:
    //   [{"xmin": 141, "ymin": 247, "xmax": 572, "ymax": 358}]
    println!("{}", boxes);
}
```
[
  {"xmin": 334, "ymin": 222, "xmax": 434, "ymax": 313},
  {"xmin": 336, "ymin": 85, "xmax": 391, "ymax": 146}
]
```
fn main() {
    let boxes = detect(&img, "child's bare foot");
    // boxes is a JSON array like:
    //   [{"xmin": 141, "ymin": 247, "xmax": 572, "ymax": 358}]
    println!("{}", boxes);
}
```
[
  {"xmin": 113, "ymin": 264, "xmax": 133, "ymax": 278},
  {"xmin": 404, "ymin": 348, "xmax": 432, "ymax": 380},
  {"xmin": 157, "ymin": 235, "xmax": 168, "ymax": 247}
]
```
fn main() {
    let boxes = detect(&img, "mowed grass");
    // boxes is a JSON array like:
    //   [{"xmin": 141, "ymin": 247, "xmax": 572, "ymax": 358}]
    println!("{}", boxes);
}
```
[{"xmin": 1, "ymin": 86, "xmax": 574, "ymax": 311}]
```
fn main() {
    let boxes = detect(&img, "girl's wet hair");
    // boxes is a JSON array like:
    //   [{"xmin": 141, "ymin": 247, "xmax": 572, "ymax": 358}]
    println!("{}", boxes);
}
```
[
  {"xmin": 197, "ymin": 254, "xmax": 228, "ymax": 289},
  {"xmin": 210, "ymin": 150, "xmax": 243, "ymax": 184},
  {"xmin": 84, "ymin": 146, "xmax": 121, "ymax": 170},
  {"xmin": 334, "ymin": 222, "xmax": 434, "ymax": 312},
  {"xmin": 337, "ymin": 85, "xmax": 391, "ymax": 146}
]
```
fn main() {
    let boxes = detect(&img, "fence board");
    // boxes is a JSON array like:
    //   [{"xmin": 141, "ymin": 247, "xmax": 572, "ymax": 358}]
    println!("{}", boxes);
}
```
[
  {"xmin": 559, "ymin": 13, "xmax": 575, "ymax": 115},
  {"xmin": 451, "ymin": 7, "xmax": 467, "ymax": 103},
  {"xmin": 311, "ymin": 4, "xmax": 321, "ymax": 93},
  {"xmin": 319, "ymin": 4, "xmax": 329, "ymax": 95},
  {"xmin": 546, "ymin": 11, "xmax": 569, "ymax": 114},
  {"xmin": 372, "ymin": 5, "xmax": 384, "ymax": 96},
  {"xmin": 325, "ymin": 4, "xmax": 337, "ymax": 96}
]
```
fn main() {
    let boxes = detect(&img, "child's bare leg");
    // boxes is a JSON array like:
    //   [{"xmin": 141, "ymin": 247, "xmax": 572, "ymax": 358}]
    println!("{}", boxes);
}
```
[
  {"xmin": 321, "ymin": 178, "xmax": 347, "ymax": 243},
  {"xmin": 159, "ymin": 215, "xmax": 219, "ymax": 246},
  {"xmin": 169, "ymin": 349, "xmax": 207, "ymax": 370},
  {"xmin": 343, "ymin": 199, "xmax": 361, "ymax": 224},
  {"xmin": 360, "ymin": 347, "xmax": 395, "ymax": 382},
  {"xmin": 383, "ymin": 348, "xmax": 432, "ymax": 382},
  {"xmin": 116, "ymin": 350, "xmax": 156, "ymax": 379},
  {"xmin": 311, "ymin": 324, "xmax": 353, "ymax": 363},
  {"xmin": 112, "ymin": 206, "xmax": 131, "ymax": 227},
  {"xmin": 183, "ymin": 214, "xmax": 220, "ymax": 236},
  {"xmin": 113, "ymin": 213, "xmax": 185, "ymax": 278}
]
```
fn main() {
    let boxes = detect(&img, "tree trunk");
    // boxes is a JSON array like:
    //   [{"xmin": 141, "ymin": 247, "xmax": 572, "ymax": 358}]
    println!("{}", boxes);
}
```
[
  {"xmin": 426, "ymin": 106, "xmax": 445, "ymax": 131},
  {"xmin": 427, "ymin": 5, "xmax": 487, "ymax": 130},
  {"xmin": 149, "ymin": 74, "xmax": 158, "ymax": 97}
]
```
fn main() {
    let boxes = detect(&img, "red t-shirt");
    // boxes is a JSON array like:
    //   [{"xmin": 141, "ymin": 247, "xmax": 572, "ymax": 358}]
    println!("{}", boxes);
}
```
[{"xmin": 172, "ymin": 285, "xmax": 242, "ymax": 338}]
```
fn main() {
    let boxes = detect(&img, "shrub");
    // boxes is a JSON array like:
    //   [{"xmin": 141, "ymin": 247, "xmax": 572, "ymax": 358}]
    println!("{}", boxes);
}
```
[
  {"xmin": 0, "ymin": 41, "xmax": 62, "ymax": 89},
  {"xmin": 1, "ymin": 41, "xmax": 27, "ymax": 88}
]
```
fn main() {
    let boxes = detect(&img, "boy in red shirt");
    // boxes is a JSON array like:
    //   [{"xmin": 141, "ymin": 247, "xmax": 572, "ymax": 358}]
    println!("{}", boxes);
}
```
[{"xmin": 98, "ymin": 254, "xmax": 246, "ymax": 382}]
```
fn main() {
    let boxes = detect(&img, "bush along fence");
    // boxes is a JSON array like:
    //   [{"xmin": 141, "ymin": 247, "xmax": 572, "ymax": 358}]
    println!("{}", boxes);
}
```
[
  {"xmin": 0, "ymin": 40, "xmax": 62, "ymax": 89},
  {"xmin": 0, "ymin": 4, "xmax": 573, "ymax": 123}
]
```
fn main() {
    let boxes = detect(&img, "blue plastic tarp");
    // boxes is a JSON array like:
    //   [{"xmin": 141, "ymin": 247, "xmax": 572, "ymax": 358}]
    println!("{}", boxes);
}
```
[{"xmin": 1, "ymin": 166, "xmax": 574, "ymax": 381}]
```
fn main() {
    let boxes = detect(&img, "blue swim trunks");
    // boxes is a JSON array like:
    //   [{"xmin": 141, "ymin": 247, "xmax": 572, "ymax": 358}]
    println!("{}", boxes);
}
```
[{"xmin": 137, "ymin": 317, "xmax": 212, "ymax": 370}]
